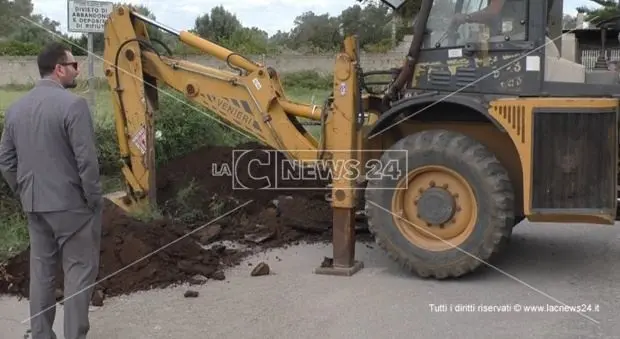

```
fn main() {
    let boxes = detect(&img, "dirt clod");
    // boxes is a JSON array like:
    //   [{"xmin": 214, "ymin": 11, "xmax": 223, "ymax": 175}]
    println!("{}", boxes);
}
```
[
  {"xmin": 251, "ymin": 262, "xmax": 270, "ymax": 276},
  {"xmin": 0, "ymin": 142, "xmax": 370, "ymax": 300},
  {"xmin": 212, "ymin": 271, "xmax": 226, "ymax": 281},
  {"xmin": 184, "ymin": 290, "xmax": 199, "ymax": 298},
  {"xmin": 195, "ymin": 224, "xmax": 222, "ymax": 245},
  {"xmin": 91, "ymin": 290, "xmax": 104, "ymax": 307}
]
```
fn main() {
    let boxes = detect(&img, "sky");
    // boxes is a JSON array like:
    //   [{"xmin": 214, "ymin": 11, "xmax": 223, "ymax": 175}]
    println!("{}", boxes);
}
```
[{"xmin": 32, "ymin": 0, "xmax": 598, "ymax": 37}]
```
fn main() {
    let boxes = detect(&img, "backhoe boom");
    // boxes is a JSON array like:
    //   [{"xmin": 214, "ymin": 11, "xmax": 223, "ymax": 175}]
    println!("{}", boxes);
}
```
[
  {"xmin": 103, "ymin": 6, "xmax": 336, "ymax": 207},
  {"xmin": 103, "ymin": 6, "xmax": 365, "ymax": 274}
]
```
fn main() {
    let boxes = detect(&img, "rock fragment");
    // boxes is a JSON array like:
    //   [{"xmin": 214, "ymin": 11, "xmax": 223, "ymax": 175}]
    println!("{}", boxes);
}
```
[{"xmin": 251, "ymin": 262, "xmax": 270, "ymax": 276}]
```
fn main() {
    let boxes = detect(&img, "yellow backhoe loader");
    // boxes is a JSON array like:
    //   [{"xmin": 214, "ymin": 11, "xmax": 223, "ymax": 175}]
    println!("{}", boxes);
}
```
[{"xmin": 102, "ymin": 0, "xmax": 620, "ymax": 279}]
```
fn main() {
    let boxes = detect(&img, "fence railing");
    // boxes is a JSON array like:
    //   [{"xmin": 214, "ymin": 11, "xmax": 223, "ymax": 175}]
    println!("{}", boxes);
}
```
[{"xmin": 581, "ymin": 48, "xmax": 620, "ymax": 69}]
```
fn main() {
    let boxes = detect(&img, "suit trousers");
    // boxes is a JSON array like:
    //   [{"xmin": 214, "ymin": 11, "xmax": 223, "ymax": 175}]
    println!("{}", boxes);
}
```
[{"xmin": 26, "ymin": 204, "xmax": 102, "ymax": 339}]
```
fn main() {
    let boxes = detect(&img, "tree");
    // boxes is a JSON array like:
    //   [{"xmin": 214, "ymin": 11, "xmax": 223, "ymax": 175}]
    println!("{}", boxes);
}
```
[
  {"xmin": 194, "ymin": 6, "xmax": 243, "ymax": 43},
  {"xmin": 287, "ymin": 11, "xmax": 342, "ymax": 52},
  {"xmin": 0, "ymin": 0, "xmax": 67, "ymax": 56},
  {"xmin": 0, "ymin": 0, "xmax": 34, "ymax": 38},
  {"xmin": 563, "ymin": 14, "xmax": 578, "ymax": 29},
  {"xmin": 356, "ymin": 0, "xmax": 422, "ymax": 23},
  {"xmin": 0, "ymin": 0, "xmax": 434, "ymax": 56},
  {"xmin": 339, "ymin": 4, "xmax": 397, "ymax": 50},
  {"xmin": 85, "ymin": 3, "xmax": 161, "ymax": 54},
  {"xmin": 224, "ymin": 27, "xmax": 273, "ymax": 54},
  {"xmin": 576, "ymin": 0, "xmax": 620, "ymax": 26}
]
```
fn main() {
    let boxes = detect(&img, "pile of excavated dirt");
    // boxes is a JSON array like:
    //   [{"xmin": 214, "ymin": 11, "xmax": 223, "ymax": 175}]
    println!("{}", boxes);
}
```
[
  {"xmin": 0, "ymin": 142, "xmax": 368, "ymax": 303},
  {"xmin": 155, "ymin": 141, "xmax": 330, "ymax": 217},
  {"xmin": 0, "ymin": 199, "xmax": 248, "ymax": 300},
  {"xmin": 153, "ymin": 141, "xmax": 340, "ymax": 246}
]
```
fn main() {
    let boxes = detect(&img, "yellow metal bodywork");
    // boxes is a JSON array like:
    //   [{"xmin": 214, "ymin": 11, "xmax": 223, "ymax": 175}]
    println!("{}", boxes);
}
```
[
  {"xmin": 102, "ymin": 6, "xmax": 618, "ymax": 228},
  {"xmin": 489, "ymin": 97, "xmax": 618, "ymax": 224},
  {"xmin": 102, "ymin": 11, "xmax": 157, "ymax": 212},
  {"xmin": 393, "ymin": 97, "xmax": 618, "ymax": 225}
]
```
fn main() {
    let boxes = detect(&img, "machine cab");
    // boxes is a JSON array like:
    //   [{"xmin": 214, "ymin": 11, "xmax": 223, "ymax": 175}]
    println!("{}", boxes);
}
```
[
  {"xmin": 382, "ymin": 0, "xmax": 620, "ymax": 97},
  {"xmin": 421, "ymin": 0, "xmax": 526, "ymax": 47}
]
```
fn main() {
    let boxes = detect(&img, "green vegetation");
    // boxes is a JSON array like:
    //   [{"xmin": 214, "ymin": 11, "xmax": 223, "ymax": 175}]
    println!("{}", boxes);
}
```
[
  {"xmin": 0, "ymin": 70, "xmax": 331, "ymax": 261},
  {"xmin": 576, "ymin": 1, "xmax": 620, "ymax": 27},
  {"xmin": 0, "ymin": 0, "xmax": 413, "ymax": 58},
  {"xmin": 0, "ymin": 0, "xmax": 593, "ymax": 59}
]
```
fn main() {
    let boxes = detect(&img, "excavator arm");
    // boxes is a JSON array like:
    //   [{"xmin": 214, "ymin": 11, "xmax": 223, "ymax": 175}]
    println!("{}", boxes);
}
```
[
  {"xmin": 103, "ymin": 8, "xmax": 329, "ymax": 206},
  {"xmin": 101, "ymin": 5, "xmax": 390, "ymax": 275}
]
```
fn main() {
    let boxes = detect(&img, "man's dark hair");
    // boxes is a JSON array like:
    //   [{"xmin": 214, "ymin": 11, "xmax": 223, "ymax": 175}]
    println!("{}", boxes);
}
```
[{"xmin": 37, "ymin": 42, "xmax": 71, "ymax": 78}]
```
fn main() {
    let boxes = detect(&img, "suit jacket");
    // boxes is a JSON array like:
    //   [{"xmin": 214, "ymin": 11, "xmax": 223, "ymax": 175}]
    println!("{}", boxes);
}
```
[{"xmin": 0, "ymin": 79, "xmax": 102, "ymax": 213}]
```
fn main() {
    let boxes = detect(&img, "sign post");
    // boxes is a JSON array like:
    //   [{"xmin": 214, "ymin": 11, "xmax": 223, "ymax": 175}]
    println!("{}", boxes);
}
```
[{"xmin": 67, "ymin": 0, "xmax": 114, "ymax": 113}]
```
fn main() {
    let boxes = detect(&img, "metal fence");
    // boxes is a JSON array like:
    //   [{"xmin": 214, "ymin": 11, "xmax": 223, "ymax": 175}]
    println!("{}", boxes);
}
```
[{"xmin": 581, "ymin": 48, "xmax": 620, "ymax": 69}]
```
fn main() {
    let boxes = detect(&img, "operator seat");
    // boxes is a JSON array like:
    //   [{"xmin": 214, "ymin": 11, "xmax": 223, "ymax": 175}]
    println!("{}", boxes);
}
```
[{"xmin": 544, "ymin": 36, "xmax": 585, "ymax": 83}]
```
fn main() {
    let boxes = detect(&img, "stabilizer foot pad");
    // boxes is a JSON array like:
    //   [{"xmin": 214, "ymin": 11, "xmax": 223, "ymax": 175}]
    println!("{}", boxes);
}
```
[{"xmin": 314, "ymin": 260, "xmax": 364, "ymax": 276}]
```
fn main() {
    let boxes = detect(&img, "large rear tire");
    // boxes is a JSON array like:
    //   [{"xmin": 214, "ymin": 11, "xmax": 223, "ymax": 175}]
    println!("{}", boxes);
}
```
[{"xmin": 365, "ymin": 129, "xmax": 514, "ymax": 279}]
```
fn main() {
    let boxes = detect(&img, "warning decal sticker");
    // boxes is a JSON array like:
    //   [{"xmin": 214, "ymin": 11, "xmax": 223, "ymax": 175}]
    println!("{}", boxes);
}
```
[{"xmin": 131, "ymin": 125, "xmax": 147, "ymax": 155}]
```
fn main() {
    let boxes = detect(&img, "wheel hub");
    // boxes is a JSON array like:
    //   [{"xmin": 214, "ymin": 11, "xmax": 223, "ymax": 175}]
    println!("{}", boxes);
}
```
[
  {"xmin": 391, "ymin": 165, "xmax": 476, "ymax": 252},
  {"xmin": 417, "ymin": 187, "xmax": 456, "ymax": 225}
]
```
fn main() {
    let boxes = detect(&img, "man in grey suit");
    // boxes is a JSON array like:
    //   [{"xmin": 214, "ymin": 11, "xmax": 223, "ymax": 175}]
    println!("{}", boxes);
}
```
[{"xmin": 0, "ymin": 42, "xmax": 102, "ymax": 339}]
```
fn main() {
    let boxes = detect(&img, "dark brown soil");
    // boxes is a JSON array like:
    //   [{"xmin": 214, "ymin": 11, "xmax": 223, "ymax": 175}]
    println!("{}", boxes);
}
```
[
  {"xmin": 155, "ymin": 141, "xmax": 330, "ymax": 218},
  {"xmin": 0, "ymin": 142, "xmax": 368, "ymax": 302}
]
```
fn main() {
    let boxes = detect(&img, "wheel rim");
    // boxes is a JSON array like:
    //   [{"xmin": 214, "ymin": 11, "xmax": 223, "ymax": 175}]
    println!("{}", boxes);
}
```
[{"xmin": 391, "ymin": 165, "xmax": 477, "ymax": 252}]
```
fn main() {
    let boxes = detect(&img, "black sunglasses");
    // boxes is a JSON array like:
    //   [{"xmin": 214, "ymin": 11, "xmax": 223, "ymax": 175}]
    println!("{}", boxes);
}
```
[{"xmin": 60, "ymin": 62, "xmax": 78, "ymax": 70}]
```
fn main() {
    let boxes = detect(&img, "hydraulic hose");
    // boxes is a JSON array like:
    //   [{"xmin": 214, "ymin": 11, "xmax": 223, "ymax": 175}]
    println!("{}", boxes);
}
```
[{"xmin": 383, "ymin": 0, "xmax": 434, "ymax": 104}]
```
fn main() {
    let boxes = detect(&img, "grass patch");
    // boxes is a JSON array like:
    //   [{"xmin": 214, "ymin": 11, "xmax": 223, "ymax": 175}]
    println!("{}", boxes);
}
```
[
  {"xmin": 0, "ymin": 71, "xmax": 333, "ymax": 261},
  {"xmin": 0, "ymin": 90, "xmax": 25, "ymax": 113},
  {"xmin": 0, "ymin": 213, "xmax": 29, "ymax": 262}
]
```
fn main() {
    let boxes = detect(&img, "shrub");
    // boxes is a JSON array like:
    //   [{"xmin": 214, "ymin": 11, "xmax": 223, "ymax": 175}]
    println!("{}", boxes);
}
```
[
  {"xmin": 151, "ymin": 89, "xmax": 251, "ymax": 166},
  {"xmin": 280, "ymin": 70, "xmax": 333, "ymax": 90},
  {"xmin": 93, "ymin": 88, "xmax": 252, "ymax": 177},
  {"xmin": 0, "ymin": 41, "xmax": 42, "ymax": 56}
]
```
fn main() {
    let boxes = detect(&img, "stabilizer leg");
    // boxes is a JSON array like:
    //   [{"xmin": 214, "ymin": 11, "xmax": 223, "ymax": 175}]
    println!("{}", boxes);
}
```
[
  {"xmin": 314, "ymin": 207, "xmax": 364, "ymax": 276},
  {"xmin": 314, "ymin": 36, "xmax": 364, "ymax": 276}
]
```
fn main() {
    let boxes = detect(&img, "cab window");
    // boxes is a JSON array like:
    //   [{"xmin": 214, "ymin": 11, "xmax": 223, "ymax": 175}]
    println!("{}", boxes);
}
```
[{"xmin": 421, "ymin": 0, "xmax": 527, "ymax": 49}]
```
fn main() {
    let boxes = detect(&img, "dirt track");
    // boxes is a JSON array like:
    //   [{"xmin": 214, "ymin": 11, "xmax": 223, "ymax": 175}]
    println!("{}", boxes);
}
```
[{"xmin": 0, "ymin": 142, "xmax": 368, "ymax": 302}]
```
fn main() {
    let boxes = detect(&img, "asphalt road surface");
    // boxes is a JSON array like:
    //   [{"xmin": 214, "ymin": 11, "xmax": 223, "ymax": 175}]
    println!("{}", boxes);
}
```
[{"xmin": 1, "ymin": 220, "xmax": 619, "ymax": 338}]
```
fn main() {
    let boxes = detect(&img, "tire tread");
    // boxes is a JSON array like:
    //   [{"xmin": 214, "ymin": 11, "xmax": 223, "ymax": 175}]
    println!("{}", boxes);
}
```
[{"xmin": 365, "ymin": 130, "xmax": 514, "ymax": 279}]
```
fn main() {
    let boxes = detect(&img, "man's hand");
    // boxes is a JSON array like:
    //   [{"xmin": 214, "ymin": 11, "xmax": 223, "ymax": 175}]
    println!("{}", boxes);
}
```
[
  {"xmin": 451, "ymin": 13, "xmax": 468, "ymax": 26},
  {"xmin": 66, "ymin": 96, "xmax": 102, "ymax": 211},
  {"xmin": 87, "ymin": 195, "xmax": 103, "ymax": 212},
  {"xmin": 0, "ymin": 115, "xmax": 18, "ymax": 194}
]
